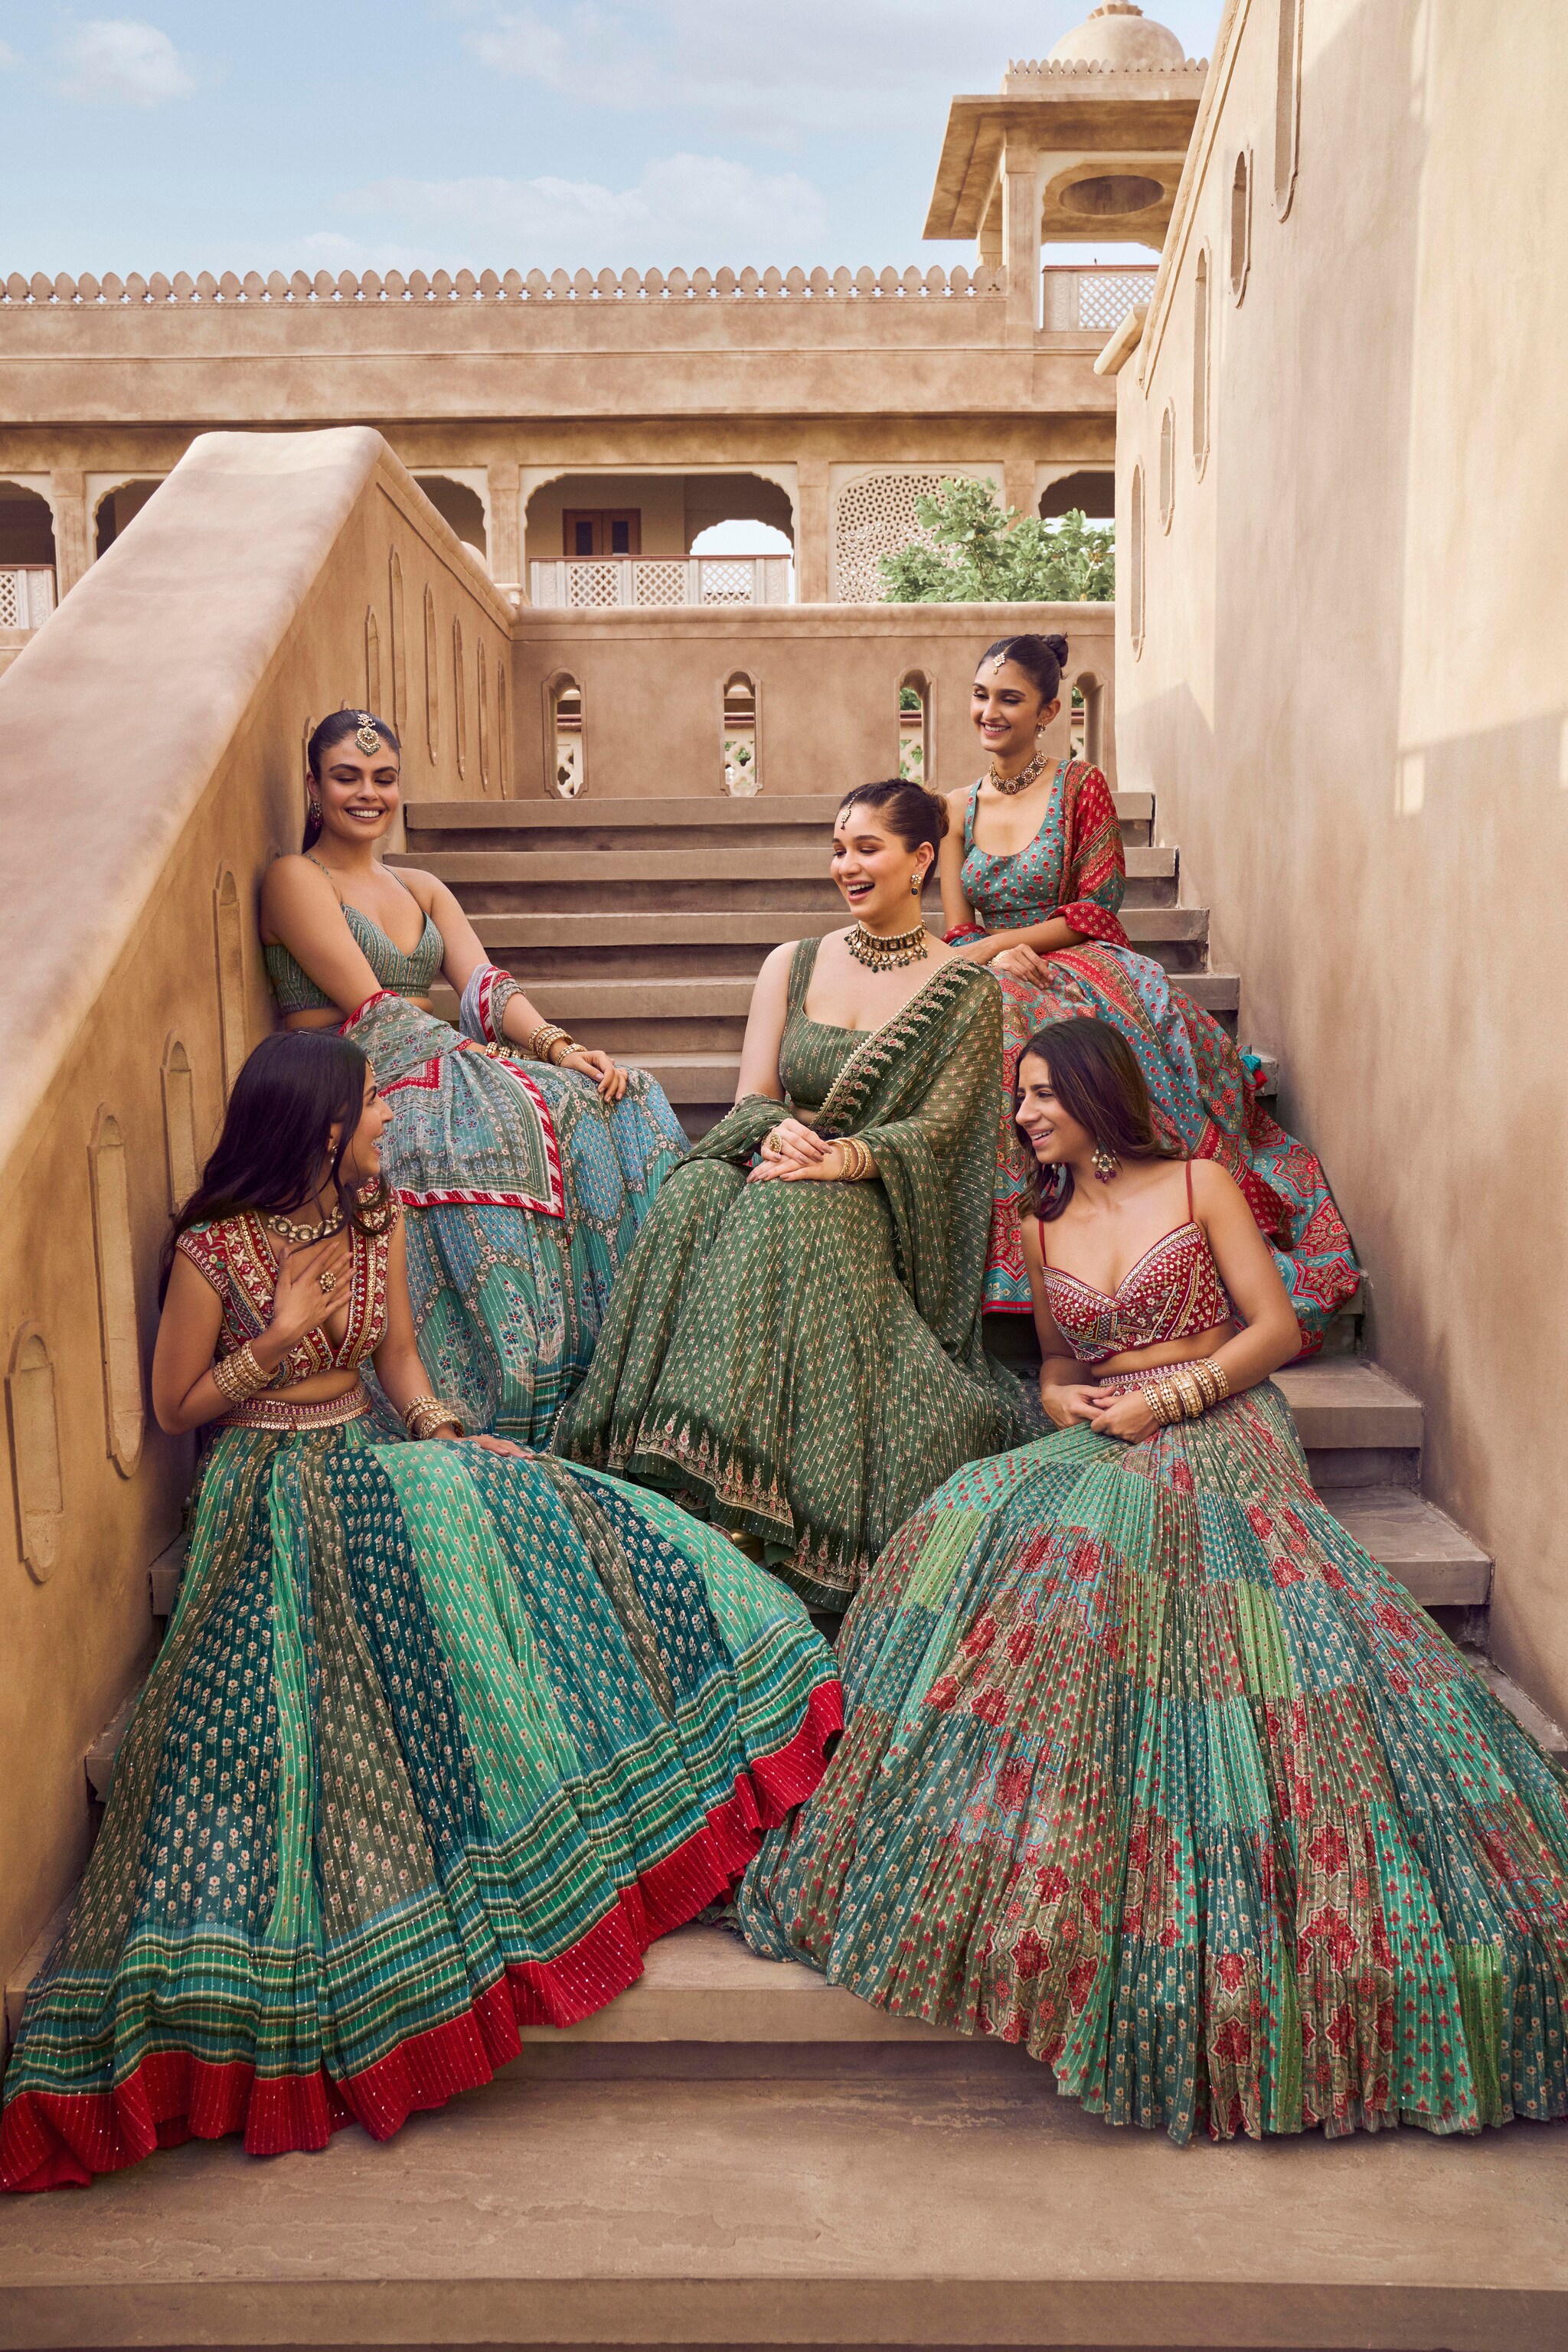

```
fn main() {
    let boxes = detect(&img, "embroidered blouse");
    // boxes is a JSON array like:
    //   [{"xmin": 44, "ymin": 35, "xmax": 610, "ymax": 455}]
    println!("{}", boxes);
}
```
[
  {"xmin": 1042, "ymin": 1163, "xmax": 1235, "ymax": 1364},
  {"xmin": 265, "ymin": 902, "xmax": 445, "ymax": 1015},
  {"xmin": 176, "ymin": 1210, "xmax": 394, "ymax": 1388},
  {"xmin": 952, "ymin": 758, "xmax": 1130, "ymax": 952}
]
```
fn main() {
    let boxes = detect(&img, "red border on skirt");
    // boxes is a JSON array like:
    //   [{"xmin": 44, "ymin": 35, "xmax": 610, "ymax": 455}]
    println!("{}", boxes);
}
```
[{"xmin": 1, "ymin": 1681, "xmax": 842, "ymax": 2194}]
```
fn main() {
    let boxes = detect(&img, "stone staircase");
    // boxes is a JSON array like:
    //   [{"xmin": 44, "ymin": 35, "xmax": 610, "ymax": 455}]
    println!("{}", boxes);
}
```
[{"xmin": 5, "ymin": 788, "xmax": 1567, "ymax": 2349}]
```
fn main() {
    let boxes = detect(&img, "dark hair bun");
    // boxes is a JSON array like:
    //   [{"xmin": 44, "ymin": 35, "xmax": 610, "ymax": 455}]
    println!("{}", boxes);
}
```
[
  {"xmin": 1042, "ymin": 632, "xmax": 1069, "ymax": 665},
  {"xmin": 979, "ymin": 632, "xmax": 1067, "ymax": 705},
  {"xmin": 836, "ymin": 776, "xmax": 948, "ymax": 854}
]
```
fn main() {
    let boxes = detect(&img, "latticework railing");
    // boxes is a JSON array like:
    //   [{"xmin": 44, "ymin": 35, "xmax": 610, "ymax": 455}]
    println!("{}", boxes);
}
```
[
  {"xmin": 0, "ymin": 565, "xmax": 56, "ymax": 629},
  {"xmin": 530, "ymin": 556, "xmax": 794, "ymax": 610},
  {"xmin": 2, "ymin": 264, "xmax": 1006, "ymax": 307},
  {"xmin": 1041, "ymin": 266, "xmax": 1158, "ymax": 332}
]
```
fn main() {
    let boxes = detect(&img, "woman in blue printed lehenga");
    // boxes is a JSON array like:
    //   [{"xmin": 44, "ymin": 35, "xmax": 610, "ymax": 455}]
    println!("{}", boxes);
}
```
[{"xmin": 259, "ymin": 708, "xmax": 685, "ymax": 1442}]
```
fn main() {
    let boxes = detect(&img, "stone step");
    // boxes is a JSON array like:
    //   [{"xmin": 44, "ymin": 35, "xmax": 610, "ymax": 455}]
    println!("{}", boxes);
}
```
[
  {"xmin": 1276, "ymin": 1357, "xmax": 1423, "ymax": 1489},
  {"xmin": 1320, "ymin": 1485, "xmax": 1491, "ymax": 1606},
  {"xmin": 3, "ymin": 1927, "xmax": 1566, "ymax": 2348},
  {"xmin": 390, "ymin": 844, "xmax": 1178, "ymax": 914},
  {"xmin": 405, "ymin": 788, "xmax": 1158, "ymax": 855},
  {"xmin": 475, "ymin": 903, "xmax": 1209, "ymax": 982}
]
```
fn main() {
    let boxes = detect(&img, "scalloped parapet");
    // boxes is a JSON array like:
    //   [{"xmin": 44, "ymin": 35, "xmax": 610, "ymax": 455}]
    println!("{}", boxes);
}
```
[
  {"xmin": 0, "ymin": 263, "xmax": 1008, "ymax": 307},
  {"xmin": 1004, "ymin": 54, "xmax": 1207, "ymax": 85}
]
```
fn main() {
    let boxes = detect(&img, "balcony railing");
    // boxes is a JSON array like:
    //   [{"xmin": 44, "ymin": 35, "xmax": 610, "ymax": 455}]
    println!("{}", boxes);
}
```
[
  {"xmin": 529, "ymin": 555, "xmax": 795, "ymax": 610},
  {"xmin": 0, "ymin": 565, "xmax": 56, "ymax": 630},
  {"xmin": 1041, "ymin": 265, "xmax": 1158, "ymax": 334}
]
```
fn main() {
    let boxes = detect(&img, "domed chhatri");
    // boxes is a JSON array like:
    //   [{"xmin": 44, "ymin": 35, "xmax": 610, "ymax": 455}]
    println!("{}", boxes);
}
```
[{"xmin": 1048, "ymin": 2, "xmax": 1189, "ymax": 70}]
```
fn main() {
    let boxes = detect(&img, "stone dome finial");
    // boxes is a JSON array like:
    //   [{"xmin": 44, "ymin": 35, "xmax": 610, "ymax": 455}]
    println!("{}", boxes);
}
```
[{"xmin": 1047, "ymin": 2, "xmax": 1189, "ymax": 69}]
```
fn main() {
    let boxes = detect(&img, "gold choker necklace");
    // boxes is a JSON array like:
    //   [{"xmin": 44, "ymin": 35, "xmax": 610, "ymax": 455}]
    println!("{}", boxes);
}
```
[
  {"xmin": 987, "ymin": 744, "xmax": 1052, "ymax": 797},
  {"xmin": 845, "ymin": 920, "xmax": 929, "ymax": 972},
  {"xmin": 266, "ymin": 1207, "xmax": 345, "ymax": 1246}
]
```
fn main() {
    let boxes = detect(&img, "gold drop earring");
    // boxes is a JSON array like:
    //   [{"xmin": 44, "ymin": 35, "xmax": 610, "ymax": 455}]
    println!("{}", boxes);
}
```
[{"xmin": 1091, "ymin": 1145, "xmax": 1120, "ymax": 1184}]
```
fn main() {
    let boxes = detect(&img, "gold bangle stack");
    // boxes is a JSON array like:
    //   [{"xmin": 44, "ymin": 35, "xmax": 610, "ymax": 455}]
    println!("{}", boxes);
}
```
[
  {"xmin": 1140, "ymin": 1357, "xmax": 1231, "ymax": 1427},
  {"xmin": 403, "ymin": 1393, "xmax": 466, "ymax": 1441},
  {"xmin": 836, "ymin": 1137, "xmax": 875, "ymax": 1181},
  {"xmin": 212, "ymin": 1341, "xmax": 273, "ymax": 1406},
  {"xmin": 524, "ymin": 1023, "xmax": 579, "ymax": 1067}
]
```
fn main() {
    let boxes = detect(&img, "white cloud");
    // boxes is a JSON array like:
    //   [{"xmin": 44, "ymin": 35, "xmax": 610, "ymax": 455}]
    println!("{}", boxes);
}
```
[
  {"xmin": 338, "ymin": 152, "xmax": 828, "ymax": 270},
  {"xmin": 56, "ymin": 18, "xmax": 197, "ymax": 106},
  {"xmin": 457, "ymin": 0, "xmax": 1113, "ymax": 142},
  {"xmin": 0, "ymin": 41, "xmax": 21, "ymax": 70}
]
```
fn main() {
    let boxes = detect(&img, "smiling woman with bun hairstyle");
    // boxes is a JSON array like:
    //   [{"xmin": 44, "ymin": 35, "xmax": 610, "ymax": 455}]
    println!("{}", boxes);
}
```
[{"xmin": 938, "ymin": 633, "xmax": 1361, "ymax": 1349}]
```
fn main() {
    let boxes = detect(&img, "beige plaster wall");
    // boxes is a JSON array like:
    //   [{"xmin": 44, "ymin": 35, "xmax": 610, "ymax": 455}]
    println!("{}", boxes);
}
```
[
  {"xmin": 1115, "ymin": 1, "xmax": 1568, "ymax": 1713},
  {"xmin": 0, "ymin": 430, "xmax": 511, "ymax": 2019},
  {"xmin": 510, "ymin": 603, "xmax": 1116, "ymax": 801}
]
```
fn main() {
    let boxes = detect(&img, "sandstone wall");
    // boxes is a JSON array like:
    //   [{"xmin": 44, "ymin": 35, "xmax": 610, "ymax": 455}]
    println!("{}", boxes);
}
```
[
  {"xmin": 0, "ymin": 430, "xmax": 511, "ymax": 2011},
  {"xmin": 1115, "ymin": 0, "xmax": 1568, "ymax": 1711}
]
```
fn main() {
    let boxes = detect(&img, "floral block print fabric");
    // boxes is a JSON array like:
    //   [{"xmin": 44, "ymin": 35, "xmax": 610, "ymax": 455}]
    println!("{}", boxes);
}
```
[
  {"xmin": 555, "ymin": 949, "xmax": 1031, "ymax": 1612},
  {"xmin": 2, "ymin": 1426, "xmax": 840, "ymax": 2192},
  {"xmin": 955, "ymin": 759, "xmax": 1130, "ymax": 952},
  {"xmin": 344, "ymin": 993, "xmax": 687, "ymax": 1442},
  {"xmin": 738, "ymin": 1384, "xmax": 1568, "ymax": 2145}
]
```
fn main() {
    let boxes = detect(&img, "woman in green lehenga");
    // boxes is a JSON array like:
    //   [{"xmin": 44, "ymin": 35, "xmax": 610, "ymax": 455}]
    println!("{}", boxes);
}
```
[
  {"xmin": 554, "ymin": 779, "xmax": 1031, "ymax": 1613},
  {"xmin": 0, "ymin": 1033, "xmax": 838, "ymax": 2193}
]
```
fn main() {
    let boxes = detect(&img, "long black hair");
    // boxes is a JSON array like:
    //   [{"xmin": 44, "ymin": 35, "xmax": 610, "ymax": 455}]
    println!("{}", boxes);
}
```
[
  {"xmin": 303, "ymin": 709, "xmax": 401, "ymax": 851},
  {"xmin": 1018, "ymin": 1018, "xmax": 1174, "ymax": 1221},
  {"xmin": 163, "ymin": 1031, "xmax": 392, "ymax": 1286}
]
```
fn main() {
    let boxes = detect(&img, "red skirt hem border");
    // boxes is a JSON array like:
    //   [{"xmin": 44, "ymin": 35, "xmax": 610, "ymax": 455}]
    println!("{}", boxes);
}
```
[{"xmin": 1, "ymin": 1679, "xmax": 842, "ymax": 2194}]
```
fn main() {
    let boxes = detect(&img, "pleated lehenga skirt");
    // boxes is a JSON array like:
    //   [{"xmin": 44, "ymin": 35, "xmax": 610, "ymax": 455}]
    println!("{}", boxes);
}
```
[
  {"xmin": 2, "ymin": 1416, "xmax": 840, "ymax": 2191},
  {"xmin": 738, "ymin": 1383, "xmax": 1568, "ymax": 2142}
]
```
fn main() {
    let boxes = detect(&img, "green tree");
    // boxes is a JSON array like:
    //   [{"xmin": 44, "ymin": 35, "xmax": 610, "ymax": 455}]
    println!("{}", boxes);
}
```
[{"xmin": 878, "ymin": 477, "xmax": 1114, "ymax": 604}]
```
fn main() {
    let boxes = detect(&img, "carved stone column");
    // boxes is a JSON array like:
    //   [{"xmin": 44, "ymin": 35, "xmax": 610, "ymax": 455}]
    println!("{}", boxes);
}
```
[
  {"xmin": 48, "ymin": 469, "xmax": 90, "ymax": 595},
  {"xmin": 794, "ymin": 459, "xmax": 831, "ymax": 605},
  {"xmin": 486, "ymin": 459, "xmax": 522, "ymax": 586},
  {"xmin": 1003, "ymin": 455, "xmax": 1038, "ymax": 521},
  {"xmin": 1001, "ymin": 147, "xmax": 1043, "ymax": 345}
]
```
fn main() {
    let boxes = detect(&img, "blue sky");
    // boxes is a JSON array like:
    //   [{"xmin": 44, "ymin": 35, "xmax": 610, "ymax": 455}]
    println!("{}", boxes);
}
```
[{"xmin": 2, "ymin": 2, "xmax": 1223, "ymax": 276}]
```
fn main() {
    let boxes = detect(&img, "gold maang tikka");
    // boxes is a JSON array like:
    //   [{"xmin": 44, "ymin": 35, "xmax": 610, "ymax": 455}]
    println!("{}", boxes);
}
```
[{"xmin": 354, "ymin": 711, "xmax": 381, "ymax": 755}]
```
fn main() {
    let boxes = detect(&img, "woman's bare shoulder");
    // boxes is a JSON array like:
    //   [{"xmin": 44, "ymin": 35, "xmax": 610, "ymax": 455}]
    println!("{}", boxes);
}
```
[{"xmin": 260, "ymin": 853, "xmax": 339, "ymax": 923}]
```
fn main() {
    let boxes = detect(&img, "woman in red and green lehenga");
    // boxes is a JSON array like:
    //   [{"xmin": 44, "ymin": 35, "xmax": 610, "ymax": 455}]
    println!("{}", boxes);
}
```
[
  {"xmin": 1, "ymin": 1032, "xmax": 838, "ymax": 2194},
  {"xmin": 739, "ymin": 1019, "xmax": 1568, "ymax": 2144},
  {"xmin": 938, "ymin": 633, "xmax": 1361, "ymax": 1348}
]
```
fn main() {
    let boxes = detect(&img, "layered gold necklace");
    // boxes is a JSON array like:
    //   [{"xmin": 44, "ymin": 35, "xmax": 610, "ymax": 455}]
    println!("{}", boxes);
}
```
[
  {"xmin": 266, "ymin": 1207, "xmax": 345, "ymax": 1246},
  {"xmin": 987, "ymin": 743, "xmax": 1052, "ymax": 798},
  {"xmin": 845, "ymin": 920, "xmax": 929, "ymax": 972}
]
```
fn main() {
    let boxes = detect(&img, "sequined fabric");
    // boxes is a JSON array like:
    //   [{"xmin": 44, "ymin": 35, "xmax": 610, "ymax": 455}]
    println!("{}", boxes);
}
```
[
  {"xmin": 1, "ymin": 1426, "xmax": 841, "ymax": 2192},
  {"xmin": 1043, "ymin": 1216, "xmax": 1233, "ymax": 1364},
  {"xmin": 177, "ymin": 1210, "xmax": 391, "ymax": 1389},
  {"xmin": 739, "ymin": 1385, "xmax": 1568, "ymax": 2144},
  {"xmin": 953, "ymin": 766, "xmax": 1361, "ymax": 1345},
  {"xmin": 554, "ymin": 943, "xmax": 1033, "ymax": 1611}
]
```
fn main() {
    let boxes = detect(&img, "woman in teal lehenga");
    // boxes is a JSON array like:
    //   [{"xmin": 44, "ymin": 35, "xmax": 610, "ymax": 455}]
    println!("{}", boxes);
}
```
[
  {"xmin": 259, "ymin": 709, "xmax": 686, "ymax": 1444},
  {"xmin": 1, "ymin": 1031, "xmax": 838, "ymax": 2193}
]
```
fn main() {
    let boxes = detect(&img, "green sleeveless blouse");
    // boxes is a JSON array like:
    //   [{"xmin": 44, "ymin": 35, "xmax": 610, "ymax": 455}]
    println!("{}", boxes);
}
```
[{"xmin": 264, "ymin": 900, "xmax": 444, "ymax": 1014}]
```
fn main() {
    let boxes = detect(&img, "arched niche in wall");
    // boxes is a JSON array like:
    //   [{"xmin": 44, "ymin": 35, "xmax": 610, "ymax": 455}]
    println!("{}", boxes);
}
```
[
  {"xmin": 496, "ymin": 660, "xmax": 511, "ymax": 798},
  {"xmin": 546, "ymin": 671, "xmax": 583, "ymax": 798},
  {"xmin": 89, "ymin": 1108, "xmax": 144, "ymax": 1478},
  {"xmin": 721, "ymin": 671, "xmax": 760, "ymax": 795},
  {"xmin": 0, "ymin": 480, "xmax": 58, "ymax": 626},
  {"xmin": 365, "ymin": 607, "xmax": 382, "ymax": 715},
  {"xmin": 1073, "ymin": 672, "xmax": 1106, "ymax": 771},
  {"xmin": 1274, "ymin": 0, "xmax": 1303, "ymax": 220},
  {"xmin": 423, "ymin": 585, "xmax": 440, "ymax": 762},
  {"xmin": 94, "ymin": 478, "xmax": 162, "ymax": 558},
  {"xmin": 452, "ymin": 618, "xmax": 468, "ymax": 781},
  {"xmin": 213, "ymin": 866, "xmax": 247, "ymax": 1096},
  {"xmin": 1129, "ymin": 462, "xmax": 1146, "ymax": 658},
  {"xmin": 1158, "ymin": 403, "xmax": 1177, "ymax": 533},
  {"xmin": 1191, "ymin": 247, "xmax": 1212, "ymax": 479},
  {"xmin": 161, "ymin": 1035, "xmax": 198, "ymax": 1212},
  {"xmin": 414, "ymin": 475, "xmax": 488, "ymax": 564},
  {"xmin": 1230, "ymin": 149, "xmax": 1253, "ymax": 302},
  {"xmin": 898, "ymin": 671, "xmax": 933, "ymax": 785},
  {"xmin": 388, "ymin": 550, "xmax": 407, "ymax": 730},
  {"xmin": 478, "ymin": 639, "xmax": 492, "ymax": 795},
  {"xmin": 7, "ymin": 1323, "xmax": 64, "ymax": 1583}
]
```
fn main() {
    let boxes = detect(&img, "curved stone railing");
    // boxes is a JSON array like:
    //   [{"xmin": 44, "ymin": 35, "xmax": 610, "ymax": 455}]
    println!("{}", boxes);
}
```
[{"xmin": 1, "ymin": 263, "xmax": 1007, "ymax": 308}]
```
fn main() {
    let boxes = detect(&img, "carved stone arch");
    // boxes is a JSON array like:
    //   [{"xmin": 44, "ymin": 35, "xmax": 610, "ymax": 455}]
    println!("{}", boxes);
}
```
[
  {"xmin": 1129, "ymin": 462, "xmax": 1146, "ymax": 658},
  {"xmin": 720, "ymin": 670, "xmax": 760, "ymax": 795},
  {"xmin": 1274, "ymin": 0, "xmax": 1304, "ymax": 220},
  {"xmin": 478, "ymin": 638, "xmax": 492, "ymax": 794},
  {"xmin": 496, "ymin": 659, "xmax": 511, "ymax": 797},
  {"xmin": 365, "ymin": 606, "xmax": 382, "ymax": 714},
  {"xmin": 423, "ymin": 584, "xmax": 440, "ymax": 762},
  {"xmin": 897, "ymin": 669, "xmax": 933, "ymax": 786},
  {"xmin": 388, "ymin": 549, "xmax": 407, "ymax": 729},
  {"xmin": 89, "ymin": 1107, "xmax": 144, "ymax": 1477},
  {"xmin": 213, "ymin": 866, "xmax": 247, "ymax": 1093},
  {"xmin": 7, "ymin": 1322, "xmax": 64, "ymax": 1581},
  {"xmin": 161, "ymin": 1034, "xmax": 198, "ymax": 1211},
  {"xmin": 544, "ymin": 670, "xmax": 583, "ymax": 798},
  {"xmin": 452, "ymin": 616, "xmax": 468, "ymax": 781}
]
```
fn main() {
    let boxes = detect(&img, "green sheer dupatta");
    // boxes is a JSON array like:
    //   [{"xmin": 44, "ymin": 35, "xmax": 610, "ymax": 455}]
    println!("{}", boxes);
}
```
[{"xmin": 690, "ymin": 955, "xmax": 1006, "ymax": 1373}]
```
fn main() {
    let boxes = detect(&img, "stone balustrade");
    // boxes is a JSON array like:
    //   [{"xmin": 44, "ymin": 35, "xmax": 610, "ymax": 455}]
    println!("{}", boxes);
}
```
[
  {"xmin": 530, "ymin": 555, "xmax": 794, "ymax": 612},
  {"xmin": 0, "ymin": 564, "xmax": 55, "ymax": 630},
  {"xmin": 1, "ymin": 263, "xmax": 1006, "ymax": 309},
  {"xmin": 1042, "ymin": 265, "xmax": 1158, "ymax": 333}
]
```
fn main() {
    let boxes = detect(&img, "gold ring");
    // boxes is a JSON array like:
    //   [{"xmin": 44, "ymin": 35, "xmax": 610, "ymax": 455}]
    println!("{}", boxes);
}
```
[{"xmin": 318, "ymin": 1269, "xmax": 337, "ymax": 1295}]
